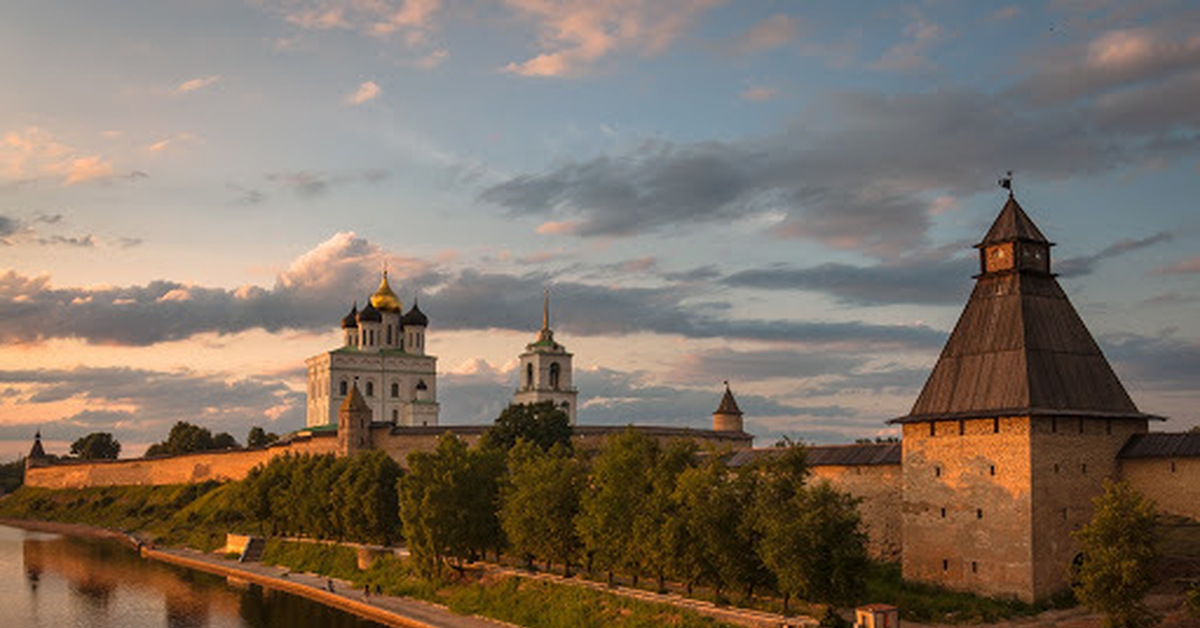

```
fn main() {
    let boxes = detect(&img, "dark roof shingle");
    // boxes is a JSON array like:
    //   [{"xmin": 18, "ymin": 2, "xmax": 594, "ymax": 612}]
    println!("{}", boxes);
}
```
[{"xmin": 1119, "ymin": 432, "xmax": 1200, "ymax": 459}]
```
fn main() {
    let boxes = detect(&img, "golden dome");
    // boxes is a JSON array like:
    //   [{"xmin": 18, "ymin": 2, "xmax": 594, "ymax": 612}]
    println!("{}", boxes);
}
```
[{"xmin": 369, "ymin": 272, "xmax": 403, "ymax": 313}]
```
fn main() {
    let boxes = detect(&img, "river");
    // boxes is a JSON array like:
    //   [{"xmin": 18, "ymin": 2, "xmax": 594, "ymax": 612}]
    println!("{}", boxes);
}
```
[{"xmin": 0, "ymin": 524, "xmax": 385, "ymax": 628}]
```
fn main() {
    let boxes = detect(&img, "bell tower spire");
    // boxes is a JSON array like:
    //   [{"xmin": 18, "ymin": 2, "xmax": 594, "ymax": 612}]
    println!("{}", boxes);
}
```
[{"xmin": 514, "ymin": 289, "xmax": 578, "ymax": 424}]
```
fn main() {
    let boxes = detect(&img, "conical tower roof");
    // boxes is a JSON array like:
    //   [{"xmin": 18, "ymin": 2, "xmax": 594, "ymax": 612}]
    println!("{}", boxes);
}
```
[
  {"xmin": 340, "ymin": 382, "xmax": 370, "ymax": 414},
  {"xmin": 715, "ymin": 382, "xmax": 743, "ymax": 415},
  {"xmin": 978, "ymin": 195, "xmax": 1049, "ymax": 246},
  {"xmin": 29, "ymin": 430, "xmax": 46, "ymax": 459},
  {"xmin": 893, "ymin": 195, "xmax": 1159, "ymax": 423}
]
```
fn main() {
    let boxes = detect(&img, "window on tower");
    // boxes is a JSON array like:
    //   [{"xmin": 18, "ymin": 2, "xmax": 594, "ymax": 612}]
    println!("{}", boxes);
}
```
[
  {"xmin": 391, "ymin": 382, "xmax": 400, "ymax": 398},
  {"xmin": 549, "ymin": 362, "xmax": 561, "ymax": 390},
  {"xmin": 366, "ymin": 381, "xmax": 374, "ymax": 396},
  {"xmin": 339, "ymin": 380, "xmax": 348, "ymax": 396},
  {"xmin": 526, "ymin": 363, "xmax": 534, "ymax": 388}
]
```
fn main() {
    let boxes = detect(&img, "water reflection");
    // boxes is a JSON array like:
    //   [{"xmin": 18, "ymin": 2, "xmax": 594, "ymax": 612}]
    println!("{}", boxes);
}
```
[{"xmin": 2, "ymin": 525, "xmax": 383, "ymax": 628}]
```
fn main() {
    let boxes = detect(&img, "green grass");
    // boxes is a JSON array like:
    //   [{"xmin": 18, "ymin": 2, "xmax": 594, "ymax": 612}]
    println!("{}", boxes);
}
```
[
  {"xmin": 260, "ymin": 540, "xmax": 738, "ymax": 628},
  {"xmin": 861, "ymin": 562, "xmax": 1074, "ymax": 624},
  {"xmin": 0, "ymin": 483, "xmax": 249, "ymax": 551}
]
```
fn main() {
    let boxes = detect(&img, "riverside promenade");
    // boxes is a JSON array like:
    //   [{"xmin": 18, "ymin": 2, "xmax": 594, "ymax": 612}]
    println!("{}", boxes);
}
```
[{"xmin": 143, "ymin": 545, "xmax": 513, "ymax": 628}]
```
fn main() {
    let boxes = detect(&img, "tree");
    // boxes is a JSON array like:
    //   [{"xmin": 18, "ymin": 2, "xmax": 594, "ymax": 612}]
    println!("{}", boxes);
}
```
[
  {"xmin": 1072, "ymin": 480, "xmax": 1160, "ymax": 628},
  {"xmin": 633, "ymin": 439, "xmax": 697, "ymax": 591},
  {"xmin": 145, "ymin": 421, "xmax": 239, "ymax": 456},
  {"xmin": 576, "ymin": 428, "xmax": 656, "ymax": 584},
  {"xmin": 336, "ymin": 450, "xmax": 404, "ymax": 545},
  {"xmin": 0, "ymin": 457, "xmax": 24, "ymax": 494},
  {"xmin": 758, "ymin": 481, "xmax": 868, "ymax": 609},
  {"xmin": 399, "ymin": 434, "xmax": 503, "ymax": 579},
  {"xmin": 482, "ymin": 401, "xmax": 572, "ymax": 453},
  {"xmin": 70, "ymin": 432, "xmax": 121, "ymax": 460},
  {"xmin": 500, "ymin": 440, "xmax": 585, "ymax": 573},
  {"xmin": 247, "ymin": 426, "xmax": 279, "ymax": 448}
]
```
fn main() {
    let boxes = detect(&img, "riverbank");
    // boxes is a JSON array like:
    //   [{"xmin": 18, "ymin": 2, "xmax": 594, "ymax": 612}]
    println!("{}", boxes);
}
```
[{"xmin": 0, "ymin": 518, "xmax": 507, "ymax": 628}]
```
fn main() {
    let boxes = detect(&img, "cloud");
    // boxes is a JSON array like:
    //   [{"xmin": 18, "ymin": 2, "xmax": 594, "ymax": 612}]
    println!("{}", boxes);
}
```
[
  {"xmin": 272, "ymin": 0, "xmax": 441, "ymax": 41},
  {"xmin": 740, "ymin": 86, "xmax": 776, "ymax": 102},
  {"xmin": 501, "ymin": 0, "xmax": 723, "ymax": 78},
  {"xmin": 37, "ymin": 235, "xmax": 95, "ymax": 248},
  {"xmin": 413, "ymin": 48, "xmax": 448, "ymax": 69},
  {"xmin": 737, "ymin": 13, "xmax": 799, "ymax": 53},
  {"xmin": 0, "ymin": 366, "xmax": 303, "ymax": 450},
  {"xmin": 1013, "ymin": 22, "xmax": 1200, "ymax": 106},
  {"xmin": 146, "ymin": 132, "xmax": 202, "ymax": 153},
  {"xmin": 1154, "ymin": 255, "xmax": 1200, "ymax": 274},
  {"xmin": 0, "ymin": 232, "xmax": 441, "ymax": 346},
  {"xmin": 870, "ymin": 12, "xmax": 944, "ymax": 72},
  {"xmin": 0, "ymin": 213, "xmax": 125, "ymax": 249},
  {"xmin": 576, "ymin": 367, "xmax": 857, "ymax": 435},
  {"xmin": 174, "ymin": 75, "xmax": 220, "ymax": 94},
  {"xmin": 1, "ymin": 127, "xmax": 117, "ymax": 186},
  {"xmin": 723, "ymin": 255, "xmax": 973, "ymax": 307},
  {"xmin": 0, "ymin": 215, "xmax": 23, "ymax": 240},
  {"xmin": 1056, "ymin": 231, "xmax": 1174, "ymax": 277},
  {"xmin": 986, "ymin": 5, "xmax": 1021, "ymax": 22},
  {"xmin": 670, "ymin": 348, "xmax": 864, "ymax": 384},
  {"xmin": 481, "ymin": 77, "xmax": 1200, "ymax": 258},
  {"xmin": 265, "ymin": 168, "xmax": 390, "ymax": 198},
  {"xmin": 346, "ymin": 80, "xmax": 381, "ymax": 104},
  {"xmin": 0, "ymin": 229, "xmax": 948, "ymax": 351}
]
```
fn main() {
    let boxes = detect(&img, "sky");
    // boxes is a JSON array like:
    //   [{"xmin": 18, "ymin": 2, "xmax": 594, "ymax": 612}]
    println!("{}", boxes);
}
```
[{"xmin": 2, "ymin": 0, "xmax": 1199, "ymax": 460}]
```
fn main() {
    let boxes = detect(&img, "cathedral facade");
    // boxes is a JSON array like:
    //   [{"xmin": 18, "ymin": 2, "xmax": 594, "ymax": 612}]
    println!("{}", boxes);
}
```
[{"xmin": 305, "ymin": 272, "xmax": 439, "ymax": 428}]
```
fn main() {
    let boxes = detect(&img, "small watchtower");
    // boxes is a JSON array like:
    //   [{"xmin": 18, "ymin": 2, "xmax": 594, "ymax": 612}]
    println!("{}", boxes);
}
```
[
  {"xmin": 713, "ymin": 382, "xmax": 744, "ymax": 432},
  {"xmin": 25, "ymin": 430, "xmax": 47, "ymax": 470},
  {"xmin": 337, "ymin": 381, "xmax": 372, "ymax": 457}
]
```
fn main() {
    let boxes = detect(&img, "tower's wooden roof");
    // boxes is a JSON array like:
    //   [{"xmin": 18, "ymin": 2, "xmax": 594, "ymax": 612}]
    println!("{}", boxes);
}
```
[
  {"xmin": 892, "ymin": 197, "xmax": 1161, "ymax": 423},
  {"xmin": 715, "ymin": 384, "xmax": 742, "ymax": 415},
  {"xmin": 978, "ymin": 195, "xmax": 1049, "ymax": 246}
]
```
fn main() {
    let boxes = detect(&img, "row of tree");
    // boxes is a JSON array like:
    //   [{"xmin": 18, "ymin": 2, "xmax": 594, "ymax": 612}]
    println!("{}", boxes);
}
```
[
  {"xmin": 61, "ymin": 423, "xmax": 281, "ymax": 461},
  {"xmin": 397, "ymin": 412, "xmax": 868, "ymax": 609},
  {"xmin": 236, "ymin": 449, "xmax": 403, "ymax": 545}
]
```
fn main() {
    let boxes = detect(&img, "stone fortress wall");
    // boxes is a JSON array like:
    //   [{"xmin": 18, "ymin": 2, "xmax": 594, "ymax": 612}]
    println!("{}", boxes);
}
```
[
  {"xmin": 24, "ymin": 434, "xmax": 339, "ymax": 489},
  {"xmin": 1119, "ymin": 450, "xmax": 1200, "ymax": 521},
  {"xmin": 24, "ymin": 423, "xmax": 755, "ymax": 490},
  {"xmin": 810, "ymin": 461, "xmax": 903, "ymax": 562}
]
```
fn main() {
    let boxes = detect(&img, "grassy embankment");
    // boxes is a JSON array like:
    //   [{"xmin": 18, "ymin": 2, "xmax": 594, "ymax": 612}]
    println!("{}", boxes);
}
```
[{"xmin": 0, "ymin": 484, "xmax": 1074, "ymax": 625}]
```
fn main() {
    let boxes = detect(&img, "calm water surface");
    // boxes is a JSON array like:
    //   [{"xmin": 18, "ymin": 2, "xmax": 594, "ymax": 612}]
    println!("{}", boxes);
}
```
[{"xmin": 0, "ymin": 524, "xmax": 384, "ymax": 628}]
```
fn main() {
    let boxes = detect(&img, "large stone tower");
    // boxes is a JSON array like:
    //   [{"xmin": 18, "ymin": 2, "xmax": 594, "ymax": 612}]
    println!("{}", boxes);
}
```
[
  {"xmin": 890, "ymin": 191, "xmax": 1161, "ymax": 602},
  {"xmin": 513, "ymin": 290, "xmax": 578, "ymax": 424}
]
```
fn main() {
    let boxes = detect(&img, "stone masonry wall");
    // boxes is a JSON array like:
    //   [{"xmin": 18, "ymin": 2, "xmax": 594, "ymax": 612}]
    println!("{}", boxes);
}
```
[
  {"xmin": 24, "ymin": 436, "xmax": 337, "ymax": 489},
  {"xmin": 1122, "ymin": 457, "xmax": 1200, "ymax": 522},
  {"xmin": 811, "ymin": 463, "xmax": 902, "ymax": 561},
  {"xmin": 901, "ymin": 417, "xmax": 1036, "ymax": 601},
  {"xmin": 1029, "ymin": 417, "xmax": 1147, "ymax": 600}
]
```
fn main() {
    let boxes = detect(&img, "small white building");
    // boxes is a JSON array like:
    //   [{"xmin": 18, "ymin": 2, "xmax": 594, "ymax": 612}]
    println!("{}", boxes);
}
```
[
  {"xmin": 512, "ymin": 290, "xmax": 578, "ymax": 424},
  {"xmin": 305, "ymin": 272, "xmax": 439, "ymax": 428}
]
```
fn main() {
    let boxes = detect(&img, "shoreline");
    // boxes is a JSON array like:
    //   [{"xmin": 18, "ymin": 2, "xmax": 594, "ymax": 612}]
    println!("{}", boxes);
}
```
[{"xmin": 0, "ymin": 518, "xmax": 507, "ymax": 628}]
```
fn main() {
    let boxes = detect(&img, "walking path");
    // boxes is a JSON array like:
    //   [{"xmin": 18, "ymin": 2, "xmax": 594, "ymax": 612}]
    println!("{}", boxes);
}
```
[{"xmin": 144, "ymin": 546, "xmax": 514, "ymax": 628}]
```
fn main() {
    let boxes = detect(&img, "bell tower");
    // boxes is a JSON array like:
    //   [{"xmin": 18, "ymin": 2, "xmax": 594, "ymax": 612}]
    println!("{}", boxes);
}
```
[{"xmin": 512, "ymin": 290, "xmax": 579, "ymax": 424}]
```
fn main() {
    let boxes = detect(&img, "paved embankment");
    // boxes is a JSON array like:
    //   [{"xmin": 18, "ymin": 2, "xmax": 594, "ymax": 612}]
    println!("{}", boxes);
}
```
[
  {"xmin": 144, "ymin": 546, "xmax": 516, "ymax": 628},
  {"xmin": 0, "ymin": 519, "xmax": 509, "ymax": 628}
]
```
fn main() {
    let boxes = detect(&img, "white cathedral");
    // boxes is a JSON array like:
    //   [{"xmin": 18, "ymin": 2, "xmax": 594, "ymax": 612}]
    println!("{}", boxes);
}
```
[
  {"xmin": 306, "ymin": 277, "xmax": 579, "ymax": 428},
  {"xmin": 305, "ymin": 272, "xmax": 440, "ymax": 428}
]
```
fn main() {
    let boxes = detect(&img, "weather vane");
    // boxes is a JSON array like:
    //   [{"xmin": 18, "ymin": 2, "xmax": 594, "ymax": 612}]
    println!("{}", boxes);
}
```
[{"xmin": 998, "ymin": 170, "xmax": 1014, "ymax": 197}]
